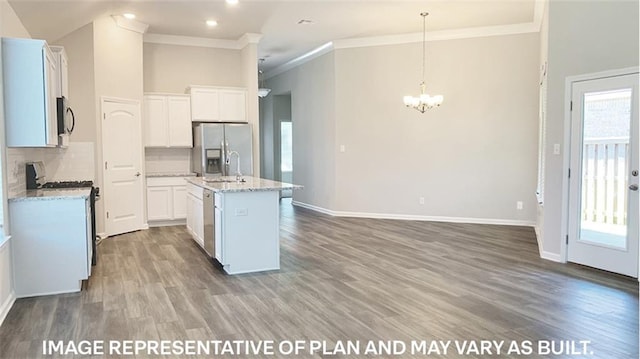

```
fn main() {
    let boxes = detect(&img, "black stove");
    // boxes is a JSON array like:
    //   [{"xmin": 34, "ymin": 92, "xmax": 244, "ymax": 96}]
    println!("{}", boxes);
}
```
[{"xmin": 42, "ymin": 180, "xmax": 94, "ymax": 188}]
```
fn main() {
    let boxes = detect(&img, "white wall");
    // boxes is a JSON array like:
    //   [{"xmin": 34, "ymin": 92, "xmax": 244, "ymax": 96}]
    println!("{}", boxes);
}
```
[
  {"xmin": 540, "ymin": 0, "xmax": 639, "ymax": 258},
  {"xmin": 263, "ymin": 52, "xmax": 337, "ymax": 209},
  {"xmin": 143, "ymin": 43, "xmax": 243, "ymax": 93}
]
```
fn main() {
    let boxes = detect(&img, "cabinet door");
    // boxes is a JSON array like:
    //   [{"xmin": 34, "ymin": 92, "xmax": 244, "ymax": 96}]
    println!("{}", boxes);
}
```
[
  {"xmin": 144, "ymin": 95, "xmax": 168, "ymax": 147},
  {"xmin": 172, "ymin": 186, "xmax": 187, "ymax": 219},
  {"xmin": 147, "ymin": 186, "xmax": 172, "ymax": 221},
  {"xmin": 167, "ymin": 96, "xmax": 193, "ymax": 147},
  {"xmin": 214, "ymin": 206, "xmax": 223, "ymax": 263},
  {"xmin": 219, "ymin": 90, "xmax": 247, "ymax": 123},
  {"xmin": 194, "ymin": 197, "xmax": 204, "ymax": 247},
  {"xmin": 186, "ymin": 192, "xmax": 194, "ymax": 232},
  {"xmin": 44, "ymin": 47, "xmax": 58, "ymax": 147},
  {"xmin": 191, "ymin": 88, "xmax": 219, "ymax": 122}
]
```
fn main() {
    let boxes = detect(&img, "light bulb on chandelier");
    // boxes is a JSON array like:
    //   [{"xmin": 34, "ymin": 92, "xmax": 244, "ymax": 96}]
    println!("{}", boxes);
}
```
[{"xmin": 403, "ymin": 12, "xmax": 443, "ymax": 113}]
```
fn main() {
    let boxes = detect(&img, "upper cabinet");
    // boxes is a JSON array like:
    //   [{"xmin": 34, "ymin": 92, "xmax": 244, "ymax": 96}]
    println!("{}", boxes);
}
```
[
  {"xmin": 49, "ymin": 46, "xmax": 68, "ymax": 98},
  {"xmin": 144, "ymin": 94, "xmax": 192, "ymax": 148},
  {"xmin": 188, "ymin": 86, "xmax": 247, "ymax": 123},
  {"xmin": 2, "ymin": 38, "xmax": 58, "ymax": 147}
]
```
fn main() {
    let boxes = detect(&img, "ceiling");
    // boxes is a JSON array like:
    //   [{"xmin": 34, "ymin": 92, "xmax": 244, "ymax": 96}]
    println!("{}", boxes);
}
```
[{"xmin": 8, "ymin": 0, "xmax": 537, "ymax": 72}]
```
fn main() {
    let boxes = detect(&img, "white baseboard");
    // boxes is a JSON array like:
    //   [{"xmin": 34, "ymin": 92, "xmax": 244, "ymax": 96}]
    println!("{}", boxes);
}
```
[
  {"xmin": 540, "ymin": 251, "xmax": 563, "ymax": 262},
  {"xmin": 291, "ymin": 201, "xmax": 536, "ymax": 227},
  {"xmin": 0, "ymin": 290, "xmax": 16, "ymax": 327},
  {"xmin": 148, "ymin": 219, "xmax": 187, "ymax": 227}
]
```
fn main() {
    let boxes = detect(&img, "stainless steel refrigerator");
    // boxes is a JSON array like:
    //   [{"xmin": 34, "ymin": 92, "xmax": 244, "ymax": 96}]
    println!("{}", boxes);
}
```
[{"xmin": 192, "ymin": 123, "xmax": 253, "ymax": 177}]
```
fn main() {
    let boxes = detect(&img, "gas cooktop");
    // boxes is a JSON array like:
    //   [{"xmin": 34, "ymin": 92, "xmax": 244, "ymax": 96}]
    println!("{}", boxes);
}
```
[{"xmin": 41, "ymin": 180, "xmax": 94, "ymax": 188}]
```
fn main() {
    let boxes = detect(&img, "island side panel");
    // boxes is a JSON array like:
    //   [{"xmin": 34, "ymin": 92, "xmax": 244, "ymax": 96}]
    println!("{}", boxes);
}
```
[{"xmin": 221, "ymin": 190, "xmax": 280, "ymax": 274}]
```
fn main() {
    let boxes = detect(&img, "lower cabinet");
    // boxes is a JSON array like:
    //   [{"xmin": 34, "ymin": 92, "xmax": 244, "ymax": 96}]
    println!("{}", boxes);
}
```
[
  {"xmin": 186, "ymin": 182, "xmax": 204, "ymax": 248},
  {"xmin": 10, "ymin": 196, "xmax": 92, "ymax": 297},
  {"xmin": 146, "ymin": 177, "xmax": 192, "ymax": 225}
]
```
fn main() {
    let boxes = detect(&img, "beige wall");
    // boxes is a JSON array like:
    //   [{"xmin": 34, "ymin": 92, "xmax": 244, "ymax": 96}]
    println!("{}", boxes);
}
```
[
  {"xmin": 241, "ymin": 43, "xmax": 260, "ymax": 176},
  {"xmin": 263, "ymin": 52, "xmax": 337, "ymax": 209},
  {"xmin": 93, "ymin": 16, "xmax": 145, "ymax": 235},
  {"xmin": 332, "ymin": 34, "xmax": 539, "ymax": 221},
  {"xmin": 143, "ymin": 43, "xmax": 243, "ymax": 93},
  {"xmin": 262, "ymin": 33, "xmax": 539, "ymax": 224},
  {"xmin": 540, "ymin": 0, "xmax": 639, "ymax": 257},
  {"xmin": 54, "ymin": 23, "xmax": 96, "ymax": 143}
]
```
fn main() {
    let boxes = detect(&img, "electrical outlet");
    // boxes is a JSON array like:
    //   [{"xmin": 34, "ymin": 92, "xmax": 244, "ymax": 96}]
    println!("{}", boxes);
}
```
[
  {"xmin": 517, "ymin": 201, "xmax": 523, "ymax": 210},
  {"xmin": 339, "ymin": 145, "xmax": 346, "ymax": 153},
  {"xmin": 419, "ymin": 197, "xmax": 425, "ymax": 205},
  {"xmin": 553, "ymin": 144, "xmax": 561, "ymax": 155}
]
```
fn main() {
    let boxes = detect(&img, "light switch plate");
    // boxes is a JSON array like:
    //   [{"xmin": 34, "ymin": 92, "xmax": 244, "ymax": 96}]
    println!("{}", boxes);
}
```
[
  {"xmin": 553, "ymin": 144, "xmax": 561, "ymax": 155},
  {"xmin": 235, "ymin": 208, "xmax": 248, "ymax": 216}
]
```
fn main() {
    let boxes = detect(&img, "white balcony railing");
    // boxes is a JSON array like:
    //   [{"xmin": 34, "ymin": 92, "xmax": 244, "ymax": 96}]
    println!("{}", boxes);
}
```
[{"xmin": 581, "ymin": 137, "xmax": 629, "ymax": 227}]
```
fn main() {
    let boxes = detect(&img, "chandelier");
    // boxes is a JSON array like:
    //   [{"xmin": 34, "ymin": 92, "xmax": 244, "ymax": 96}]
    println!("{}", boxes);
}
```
[
  {"xmin": 403, "ymin": 12, "xmax": 443, "ymax": 113},
  {"xmin": 258, "ymin": 58, "xmax": 271, "ymax": 98}
]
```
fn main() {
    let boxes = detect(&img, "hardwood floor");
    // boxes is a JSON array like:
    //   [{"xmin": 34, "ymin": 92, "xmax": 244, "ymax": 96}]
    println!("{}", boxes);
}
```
[{"xmin": 0, "ymin": 201, "xmax": 637, "ymax": 358}]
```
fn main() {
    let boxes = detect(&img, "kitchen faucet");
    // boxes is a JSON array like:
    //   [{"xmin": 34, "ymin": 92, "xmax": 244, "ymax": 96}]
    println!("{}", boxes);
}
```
[{"xmin": 226, "ymin": 150, "xmax": 243, "ymax": 182}]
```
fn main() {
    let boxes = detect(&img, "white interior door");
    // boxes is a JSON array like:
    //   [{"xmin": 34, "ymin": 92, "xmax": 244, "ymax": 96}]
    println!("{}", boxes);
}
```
[
  {"xmin": 568, "ymin": 72, "xmax": 639, "ymax": 277},
  {"xmin": 102, "ymin": 98, "xmax": 145, "ymax": 236}
]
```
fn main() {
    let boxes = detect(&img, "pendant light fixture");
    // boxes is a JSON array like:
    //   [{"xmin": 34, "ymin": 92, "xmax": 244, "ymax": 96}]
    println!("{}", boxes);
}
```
[
  {"xmin": 403, "ymin": 12, "xmax": 443, "ymax": 112},
  {"xmin": 258, "ymin": 58, "xmax": 271, "ymax": 98}
]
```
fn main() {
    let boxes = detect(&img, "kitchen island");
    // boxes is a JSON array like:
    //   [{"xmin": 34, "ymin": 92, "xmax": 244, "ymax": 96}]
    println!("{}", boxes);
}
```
[{"xmin": 186, "ymin": 176, "xmax": 302, "ymax": 275}]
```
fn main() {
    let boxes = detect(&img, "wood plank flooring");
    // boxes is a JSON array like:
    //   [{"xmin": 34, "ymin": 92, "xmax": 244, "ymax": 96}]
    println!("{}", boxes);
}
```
[{"xmin": 0, "ymin": 200, "xmax": 637, "ymax": 358}]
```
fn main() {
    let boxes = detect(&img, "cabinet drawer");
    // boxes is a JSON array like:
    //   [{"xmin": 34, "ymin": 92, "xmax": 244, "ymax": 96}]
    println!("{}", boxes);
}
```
[
  {"xmin": 187, "ymin": 182, "xmax": 204, "ymax": 200},
  {"xmin": 147, "ymin": 176, "xmax": 192, "ymax": 187}
]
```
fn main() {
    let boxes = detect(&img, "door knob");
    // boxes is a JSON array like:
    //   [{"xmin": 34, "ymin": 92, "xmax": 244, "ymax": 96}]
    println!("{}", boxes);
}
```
[
  {"xmin": 630, "ymin": 184, "xmax": 639, "ymax": 191},
  {"xmin": 135, "ymin": 172, "xmax": 141, "ymax": 177}
]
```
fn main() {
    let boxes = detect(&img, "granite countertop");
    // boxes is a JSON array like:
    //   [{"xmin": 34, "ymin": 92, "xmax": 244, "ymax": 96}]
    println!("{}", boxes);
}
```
[
  {"xmin": 187, "ymin": 176, "xmax": 303, "ymax": 193},
  {"xmin": 146, "ymin": 172, "xmax": 197, "ymax": 178},
  {"xmin": 9, "ymin": 188, "xmax": 92, "ymax": 202}
]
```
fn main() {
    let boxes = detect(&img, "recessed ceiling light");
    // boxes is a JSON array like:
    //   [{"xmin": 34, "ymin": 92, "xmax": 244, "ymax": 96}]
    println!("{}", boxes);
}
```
[
  {"xmin": 123, "ymin": 13, "xmax": 136, "ymax": 20},
  {"xmin": 206, "ymin": 20, "xmax": 218, "ymax": 27},
  {"xmin": 226, "ymin": 0, "xmax": 239, "ymax": 5},
  {"xmin": 297, "ymin": 19, "xmax": 314, "ymax": 25}
]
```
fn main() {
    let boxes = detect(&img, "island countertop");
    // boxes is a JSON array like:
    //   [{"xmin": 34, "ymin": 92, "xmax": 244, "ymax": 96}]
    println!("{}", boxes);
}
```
[{"xmin": 186, "ymin": 176, "xmax": 302, "ymax": 193}]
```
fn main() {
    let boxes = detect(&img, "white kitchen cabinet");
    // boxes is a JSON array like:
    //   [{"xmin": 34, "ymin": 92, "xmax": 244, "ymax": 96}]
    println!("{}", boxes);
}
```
[
  {"xmin": 2, "ymin": 38, "xmax": 58, "ymax": 147},
  {"xmin": 146, "ymin": 177, "xmax": 192, "ymax": 225},
  {"xmin": 186, "ymin": 182, "xmax": 204, "ymax": 248},
  {"xmin": 49, "ymin": 46, "xmax": 68, "ymax": 98},
  {"xmin": 211, "ymin": 189, "xmax": 279, "ymax": 274},
  {"xmin": 144, "ymin": 94, "xmax": 192, "ymax": 147},
  {"xmin": 173, "ymin": 186, "xmax": 187, "ymax": 218},
  {"xmin": 188, "ymin": 86, "xmax": 247, "ymax": 123},
  {"xmin": 147, "ymin": 186, "xmax": 172, "ymax": 221},
  {"xmin": 10, "ymin": 196, "xmax": 92, "ymax": 297}
]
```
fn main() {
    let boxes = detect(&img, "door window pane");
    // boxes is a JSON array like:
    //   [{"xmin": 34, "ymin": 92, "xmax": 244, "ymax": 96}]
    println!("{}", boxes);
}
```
[{"xmin": 580, "ymin": 88, "xmax": 631, "ymax": 249}]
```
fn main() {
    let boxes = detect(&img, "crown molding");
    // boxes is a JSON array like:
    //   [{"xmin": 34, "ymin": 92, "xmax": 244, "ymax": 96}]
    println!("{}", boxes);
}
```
[
  {"xmin": 238, "ymin": 33, "xmax": 263, "ymax": 48},
  {"xmin": 143, "ymin": 33, "xmax": 262, "ymax": 49},
  {"xmin": 112, "ymin": 15, "xmax": 149, "ymax": 34},
  {"xmin": 264, "ymin": 42, "xmax": 334, "ymax": 79},
  {"xmin": 333, "ymin": 21, "xmax": 539, "ymax": 50}
]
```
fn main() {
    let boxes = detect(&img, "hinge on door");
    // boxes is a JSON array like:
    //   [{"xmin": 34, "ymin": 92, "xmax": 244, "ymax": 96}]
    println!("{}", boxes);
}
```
[
  {"xmin": 566, "ymin": 235, "xmax": 569, "ymax": 245},
  {"xmin": 570, "ymin": 101, "xmax": 573, "ymax": 111},
  {"xmin": 568, "ymin": 168, "xmax": 571, "ymax": 178},
  {"xmin": 106, "ymin": 212, "xmax": 109, "ymax": 219},
  {"xmin": 103, "ymin": 113, "xmax": 106, "ymax": 120},
  {"xmin": 105, "ymin": 161, "xmax": 108, "ymax": 170}
]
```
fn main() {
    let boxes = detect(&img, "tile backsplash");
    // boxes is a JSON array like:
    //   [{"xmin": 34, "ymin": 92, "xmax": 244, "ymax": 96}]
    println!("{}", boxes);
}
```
[
  {"xmin": 145, "ymin": 148, "xmax": 192, "ymax": 174},
  {"xmin": 6, "ymin": 142, "xmax": 95, "ymax": 198}
]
